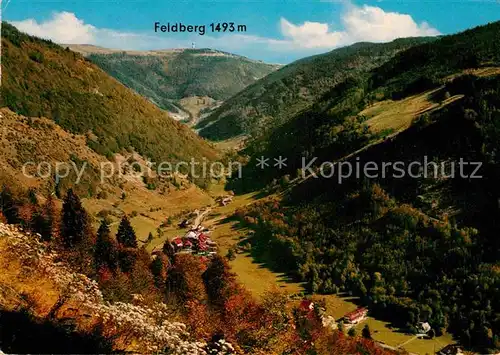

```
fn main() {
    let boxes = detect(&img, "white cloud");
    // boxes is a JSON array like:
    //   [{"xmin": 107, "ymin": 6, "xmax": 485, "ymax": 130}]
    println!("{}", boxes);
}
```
[
  {"xmin": 280, "ymin": 4, "xmax": 440, "ymax": 49},
  {"xmin": 9, "ymin": 5, "xmax": 440, "ymax": 61},
  {"xmin": 12, "ymin": 12, "xmax": 96, "ymax": 44},
  {"xmin": 342, "ymin": 4, "xmax": 440, "ymax": 42},
  {"xmin": 280, "ymin": 19, "xmax": 345, "ymax": 49}
]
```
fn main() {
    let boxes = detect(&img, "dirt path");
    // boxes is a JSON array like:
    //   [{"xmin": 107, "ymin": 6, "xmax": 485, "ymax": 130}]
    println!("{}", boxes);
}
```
[{"xmin": 193, "ymin": 208, "xmax": 212, "ymax": 227}]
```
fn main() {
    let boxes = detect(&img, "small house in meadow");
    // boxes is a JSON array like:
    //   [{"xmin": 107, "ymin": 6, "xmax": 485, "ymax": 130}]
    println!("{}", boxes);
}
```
[{"xmin": 343, "ymin": 307, "xmax": 368, "ymax": 324}]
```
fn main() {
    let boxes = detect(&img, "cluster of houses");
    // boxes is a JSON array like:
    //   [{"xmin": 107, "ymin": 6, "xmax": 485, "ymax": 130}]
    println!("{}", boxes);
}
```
[
  {"xmin": 298, "ymin": 300, "xmax": 367, "ymax": 331},
  {"xmin": 165, "ymin": 226, "xmax": 218, "ymax": 257},
  {"xmin": 297, "ymin": 300, "xmax": 368, "ymax": 331}
]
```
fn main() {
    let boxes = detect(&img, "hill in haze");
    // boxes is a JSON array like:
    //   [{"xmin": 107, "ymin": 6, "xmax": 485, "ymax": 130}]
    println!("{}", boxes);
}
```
[
  {"xmin": 0, "ymin": 23, "xmax": 218, "ymax": 176},
  {"xmin": 67, "ymin": 44, "xmax": 281, "ymax": 123},
  {"xmin": 196, "ymin": 37, "xmax": 437, "ymax": 140}
]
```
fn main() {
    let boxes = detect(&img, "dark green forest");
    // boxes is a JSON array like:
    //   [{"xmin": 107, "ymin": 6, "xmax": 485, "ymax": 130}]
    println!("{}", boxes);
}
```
[
  {"xmin": 224, "ymin": 21, "xmax": 500, "ymax": 353},
  {"xmin": 233, "ymin": 72, "xmax": 500, "ymax": 353},
  {"xmin": 197, "ymin": 37, "xmax": 435, "ymax": 140}
]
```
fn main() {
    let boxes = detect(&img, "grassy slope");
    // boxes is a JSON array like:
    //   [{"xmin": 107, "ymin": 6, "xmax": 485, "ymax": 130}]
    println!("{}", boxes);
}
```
[
  {"xmin": 216, "ymin": 21, "xmax": 500, "ymax": 353},
  {"xmin": 196, "ymin": 37, "xmax": 436, "ymax": 140},
  {"xmin": 0, "ymin": 23, "xmax": 218, "ymax": 164}
]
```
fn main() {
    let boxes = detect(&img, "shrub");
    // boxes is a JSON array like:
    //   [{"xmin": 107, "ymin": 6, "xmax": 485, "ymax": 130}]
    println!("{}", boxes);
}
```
[{"xmin": 28, "ymin": 51, "xmax": 44, "ymax": 63}]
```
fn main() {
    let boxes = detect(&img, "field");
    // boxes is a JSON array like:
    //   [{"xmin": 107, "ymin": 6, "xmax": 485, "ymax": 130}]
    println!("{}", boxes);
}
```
[
  {"xmin": 83, "ymin": 184, "xmax": 213, "ymax": 243},
  {"xmin": 362, "ymin": 89, "xmax": 464, "ymax": 133}
]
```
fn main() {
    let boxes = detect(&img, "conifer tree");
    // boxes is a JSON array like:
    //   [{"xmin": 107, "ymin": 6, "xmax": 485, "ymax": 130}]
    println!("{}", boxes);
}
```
[
  {"xmin": 0, "ymin": 185, "xmax": 19, "ymax": 224},
  {"xmin": 116, "ymin": 215, "xmax": 137, "ymax": 248},
  {"xmin": 362, "ymin": 324, "xmax": 372, "ymax": 339},
  {"xmin": 60, "ymin": 189, "xmax": 89, "ymax": 247},
  {"xmin": 95, "ymin": 219, "xmax": 118, "ymax": 270},
  {"xmin": 348, "ymin": 327, "xmax": 357, "ymax": 337},
  {"xmin": 28, "ymin": 188, "xmax": 38, "ymax": 205}
]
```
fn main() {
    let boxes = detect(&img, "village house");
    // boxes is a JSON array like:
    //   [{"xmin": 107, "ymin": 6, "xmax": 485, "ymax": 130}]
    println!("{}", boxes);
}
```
[
  {"xmin": 343, "ymin": 307, "xmax": 368, "ymax": 324},
  {"xmin": 172, "ymin": 237, "xmax": 183, "ymax": 249},
  {"xmin": 417, "ymin": 321, "xmax": 431, "ymax": 337},
  {"xmin": 297, "ymin": 300, "xmax": 317, "ymax": 321},
  {"xmin": 166, "ymin": 228, "xmax": 219, "ymax": 257},
  {"xmin": 437, "ymin": 344, "xmax": 464, "ymax": 355}
]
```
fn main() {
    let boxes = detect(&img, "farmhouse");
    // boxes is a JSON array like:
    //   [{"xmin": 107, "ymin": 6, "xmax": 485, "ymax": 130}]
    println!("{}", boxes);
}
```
[
  {"xmin": 417, "ymin": 321, "xmax": 431, "ymax": 334},
  {"xmin": 165, "ymin": 228, "xmax": 219, "ymax": 258},
  {"xmin": 343, "ymin": 307, "xmax": 368, "ymax": 324},
  {"xmin": 437, "ymin": 344, "xmax": 464, "ymax": 355},
  {"xmin": 216, "ymin": 195, "xmax": 234, "ymax": 206}
]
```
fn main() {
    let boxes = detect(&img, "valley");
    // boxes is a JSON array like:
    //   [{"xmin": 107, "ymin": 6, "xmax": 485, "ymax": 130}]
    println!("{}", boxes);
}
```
[
  {"xmin": 1, "ymin": 16, "xmax": 500, "ymax": 355},
  {"xmin": 67, "ymin": 45, "xmax": 280, "ymax": 124},
  {"xmin": 140, "ymin": 188, "xmax": 457, "ymax": 355}
]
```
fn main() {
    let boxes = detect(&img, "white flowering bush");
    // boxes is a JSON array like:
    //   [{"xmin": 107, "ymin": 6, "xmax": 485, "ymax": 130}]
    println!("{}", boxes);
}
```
[{"xmin": 0, "ymin": 223, "xmax": 235, "ymax": 354}]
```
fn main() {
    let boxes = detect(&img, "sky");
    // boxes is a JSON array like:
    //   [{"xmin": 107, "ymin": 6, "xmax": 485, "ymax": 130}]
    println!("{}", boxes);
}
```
[{"xmin": 2, "ymin": 0, "xmax": 500, "ymax": 63}]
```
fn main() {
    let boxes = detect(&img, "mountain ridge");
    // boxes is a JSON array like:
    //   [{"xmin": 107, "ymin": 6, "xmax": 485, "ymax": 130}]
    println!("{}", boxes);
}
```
[
  {"xmin": 66, "ymin": 44, "xmax": 281, "ymax": 122},
  {"xmin": 0, "ymin": 22, "xmax": 218, "ymax": 176},
  {"xmin": 196, "ymin": 36, "xmax": 437, "ymax": 141}
]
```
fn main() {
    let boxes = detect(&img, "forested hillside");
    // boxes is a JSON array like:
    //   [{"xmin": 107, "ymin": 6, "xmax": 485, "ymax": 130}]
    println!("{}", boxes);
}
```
[
  {"xmin": 229, "ymin": 21, "xmax": 500, "ymax": 353},
  {"xmin": 0, "ymin": 23, "xmax": 217, "ymax": 167},
  {"xmin": 70, "ymin": 46, "xmax": 280, "ymax": 114},
  {"xmin": 231, "ymin": 21, "xmax": 500, "ymax": 192},
  {"xmin": 371, "ymin": 21, "xmax": 500, "ymax": 98},
  {"xmin": 196, "ymin": 37, "xmax": 435, "ymax": 140}
]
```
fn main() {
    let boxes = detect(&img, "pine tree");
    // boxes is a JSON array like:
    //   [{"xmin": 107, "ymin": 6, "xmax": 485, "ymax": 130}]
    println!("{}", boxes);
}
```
[
  {"xmin": 348, "ymin": 327, "xmax": 357, "ymax": 337},
  {"xmin": 0, "ymin": 185, "xmax": 19, "ymax": 224},
  {"xmin": 60, "ymin": 189, "xmax": 89, "ymax": 247},
  {"xmin": 95, "ymin": 219, "xmax": 118, "ymax": 270},
  {"xmin": 362, "ymin": 324, "xmax": 372, "ymax": 339},
  {"xmin": 28, "ymin": 188, "xmax": 38, "ymax": 205},
  {"xmin": 116, "ymin": 215, "xmax": 137, "ymax": 248}
]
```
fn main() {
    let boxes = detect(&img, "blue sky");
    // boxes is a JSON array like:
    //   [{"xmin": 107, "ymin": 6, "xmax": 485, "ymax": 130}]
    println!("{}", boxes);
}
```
[{"xmin": 3, "ymin": 0, "xmax": 500, "ymax": 63}]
